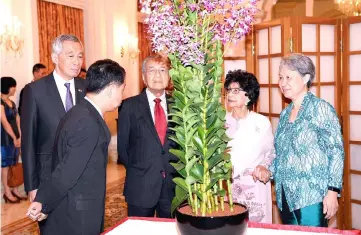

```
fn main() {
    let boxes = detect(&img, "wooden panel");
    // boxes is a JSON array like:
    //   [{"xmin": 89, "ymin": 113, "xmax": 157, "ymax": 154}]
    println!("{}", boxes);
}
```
[{"xmin": 342, "ymin": 16, "xmax": 361, "ymax": 230}]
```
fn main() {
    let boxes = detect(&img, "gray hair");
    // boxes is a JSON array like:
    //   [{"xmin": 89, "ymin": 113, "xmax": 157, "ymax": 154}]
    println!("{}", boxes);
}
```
[
  {"xmin": 141, "ymin": 54, "xmax": 170, "ymax": 74},
  {"xmin": 51, "ymin": 34, "xmax": 83, "ymax": 54},
  {"xmin": 279, "ymin": 54, "xmax": 315, "ymax": 88}
]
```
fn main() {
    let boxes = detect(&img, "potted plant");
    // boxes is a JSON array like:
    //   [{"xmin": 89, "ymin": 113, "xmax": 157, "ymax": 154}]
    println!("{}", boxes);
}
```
[{"xmin": 140, "ymin": 0, "xmax": 259, "ymax": 234}]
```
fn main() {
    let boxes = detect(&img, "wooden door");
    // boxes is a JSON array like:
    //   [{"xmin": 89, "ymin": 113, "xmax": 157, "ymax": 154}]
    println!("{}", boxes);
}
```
[
  {"xmin": 342, "ymin": 16, "xmax": 361, "ymax": 230},
  {"xmin": 253, "ymin": 17, "xmax": 291, "ymax": 224}
]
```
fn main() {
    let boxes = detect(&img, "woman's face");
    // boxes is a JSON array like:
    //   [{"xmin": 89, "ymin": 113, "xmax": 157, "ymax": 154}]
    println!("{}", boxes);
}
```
[
  {"xmin": 8, "ymin": 86, "xmax": 16, "ymax": 96},
  {"xmin": 279, "ymin": 66, "xmax": 308, "ymax": 101},
  {"xmin": 226, "ymin": 82, "xmax": 248, "ymax": 109}
]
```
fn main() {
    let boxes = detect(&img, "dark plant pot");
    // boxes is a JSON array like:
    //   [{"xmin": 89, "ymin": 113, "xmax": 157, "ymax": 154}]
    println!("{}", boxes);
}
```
[{"xmin": 175, "ymin": 203, "xmax": 249, "ymax": 235}]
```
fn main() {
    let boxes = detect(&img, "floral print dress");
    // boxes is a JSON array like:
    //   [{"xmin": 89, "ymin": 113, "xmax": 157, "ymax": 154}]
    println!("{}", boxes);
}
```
[{"xmin": 226, "ymin": 111, "xmax": 275, "ymax": 223}]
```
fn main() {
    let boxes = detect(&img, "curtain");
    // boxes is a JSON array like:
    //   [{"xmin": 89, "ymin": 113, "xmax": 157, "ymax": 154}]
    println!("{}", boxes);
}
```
[
  {"xmin": 37, "ymin": 0, "xmax": 85, "ymax": 73},
  {"xmin": 138, "ymin": 22, "xmax": 153, "ymax": 92}
]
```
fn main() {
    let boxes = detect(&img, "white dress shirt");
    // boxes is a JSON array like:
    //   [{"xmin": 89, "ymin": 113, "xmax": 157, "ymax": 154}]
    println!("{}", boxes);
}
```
[
  {"xmin": 84, "ymin": 96, "xmax": 103, "ymax": 118},
  {"xmin": 53, "ymin": 70, "xmax": 76, "ymax": 109},
  {"xmin": 146, "ymin": 88, "xmax": 168, "ymax": 123}
]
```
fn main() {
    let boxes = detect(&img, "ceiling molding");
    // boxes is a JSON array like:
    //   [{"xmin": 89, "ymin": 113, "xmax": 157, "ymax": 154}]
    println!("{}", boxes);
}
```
[{"xmin": 42, "ymin": 0, "xmax": 85, "ymax": 9}]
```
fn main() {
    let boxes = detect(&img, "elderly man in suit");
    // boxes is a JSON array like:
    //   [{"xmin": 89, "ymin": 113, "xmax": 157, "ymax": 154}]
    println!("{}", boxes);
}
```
[
  {"xmin": 21, "ymin": 34, "xmax": 86, "ymax": 205},
  {"xmin": 117, "ymin": 54, "xmax": 176, "ymax": 218},
  {"xmin": 26, "ymin": 59, "xmax": 126, "ymax": 235}
]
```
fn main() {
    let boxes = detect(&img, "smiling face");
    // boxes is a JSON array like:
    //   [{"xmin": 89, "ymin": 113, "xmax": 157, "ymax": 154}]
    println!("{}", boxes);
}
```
[
  {"xmin": 278, "ymin": 66, "xmax": 308, "ymax": 101},
  {"xmin": 52, "ymin": 40, "xmax": 84, "ymax": 81},
  {"xmin": 226, "ymin": 82, "xmax": 248, "ymax": 109}
]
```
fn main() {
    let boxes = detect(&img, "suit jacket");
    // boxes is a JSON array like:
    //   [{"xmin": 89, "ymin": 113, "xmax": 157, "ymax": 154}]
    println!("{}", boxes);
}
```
[
  {"xmin": 34, "ymin": 99, "xmax": 111, "ymax": 235},
  {"xmin": 21, "ymin": 73, "xmax": 86, "ymax": 192},
  {"xmin": 117, "ymin": 90, "xmax": 177, "ymax": 208}
]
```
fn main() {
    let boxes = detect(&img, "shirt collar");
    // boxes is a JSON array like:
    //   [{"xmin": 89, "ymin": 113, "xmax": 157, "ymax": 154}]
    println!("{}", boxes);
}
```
[
  {"xmin": 53, "ymin": 70, "xmax": 74, "ymax": 85},
  {"xmin": 84, "ymin": 96, "xmax": 103, "ymax": 118},
  {"xmin": 146, "ymin": 88, "xmax": 166, "ymax": 104}
]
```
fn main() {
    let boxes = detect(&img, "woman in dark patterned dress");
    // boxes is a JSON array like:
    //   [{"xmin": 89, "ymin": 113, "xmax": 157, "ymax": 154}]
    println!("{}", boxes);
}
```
[{"xmin": 1, "ymin": 77, "xmax": 26, "ymax": 203}]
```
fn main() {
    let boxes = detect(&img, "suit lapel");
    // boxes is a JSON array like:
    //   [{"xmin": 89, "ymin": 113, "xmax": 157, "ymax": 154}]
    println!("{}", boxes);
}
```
[
  {"xmin": 139, "ymin": 91, "xmax": 163, "ymax": 147},
  {"xmin": 45, "ymin": 74, "xmax": 66, "ymax": 118},
  {"xmin": 74, "ymin": 78, "xmax": 86, "ymax": 104}
]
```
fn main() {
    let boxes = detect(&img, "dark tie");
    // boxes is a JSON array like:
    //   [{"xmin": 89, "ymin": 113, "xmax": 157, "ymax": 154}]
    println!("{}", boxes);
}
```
[
  {"xmin": 64, "ymin": 83, "xmax": 74, "ymax": 112},
  {"xmin": 154, "ymin": 98, "xmax": 167, "ymax": 145}
]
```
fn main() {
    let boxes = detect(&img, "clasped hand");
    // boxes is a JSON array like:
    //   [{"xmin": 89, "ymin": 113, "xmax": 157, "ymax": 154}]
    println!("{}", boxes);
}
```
[
  {"xmin": 26, "ymin": 202, "xmax": 48, "ymax": 222},
  {"xmin": 252, "ymin": 165, "xmax": 271, "ymax": 183}
]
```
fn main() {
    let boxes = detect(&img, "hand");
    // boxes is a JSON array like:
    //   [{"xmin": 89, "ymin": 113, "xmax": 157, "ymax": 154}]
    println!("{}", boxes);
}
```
[
  {"xmin": 26, "ymin": 202, "xmax": 43, "ymax": 221},
  {"xmin": 13, "ymin": 138, "xmax": 21, "ymax": 148},
  {"xmin": 252, "ymin": 165, "xmax": 271, "ymax": 183},
  {"xmin": 29, "ymin": 189, "xmax": 38, "ymax": 202},
  {"xmin": 323, "ymin": 190, "xmax": 339, "ymax": 219}
]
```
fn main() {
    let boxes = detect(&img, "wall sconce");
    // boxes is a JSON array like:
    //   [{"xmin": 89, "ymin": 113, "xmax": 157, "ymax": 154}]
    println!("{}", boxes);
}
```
[
  {"xmin": 119, "ymin": 34, "xmax": 140, "ymax": 62},
  {"xmin": 0, "ymin": 16, "xmax": 24, "ymax": 57}
]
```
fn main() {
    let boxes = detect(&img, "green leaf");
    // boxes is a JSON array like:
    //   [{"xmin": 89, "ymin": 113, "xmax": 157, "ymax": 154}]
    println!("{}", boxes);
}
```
[
  {"xmin": 169, "ymin": 136, "xmax": 185, "ymax": 149},
  {"xmin": 173, "ymin": 177, "xmax": 188, "ymax": 191},
  {"xmin": 185, "ymin": 157, "xmax": 198, "ymax": 173},
  {"xmin": 176, "ymin": 131, "xmax": 186, "ymax": 147},
  {"xmin": 206, "ymin": 115, "xmax": 217, "ymax": 129},
  {"xmin": 170, "ymin": 162, "xmax": 185, "ymax": 171},
  {"xmin": 185, "ymin": 175, "xmax": 197, "ymax": 184},
  {"xmin": 171, "ymin": 185, "xmax": 188, "ymax": 213},
  {"xmin": 197, "ymin": 127, "xmax": 205, "ymax": 142},
  {"xmin": 169, "ymin": 149, "xmax": 187, "ymax": 164},
  {"xmin": 173, "ymin": 90, "xmax": 186, "ymax": 104},
  {"xmin": 190, "ymin": 164, "xmax": 204, "ymax": 182},
  {"xmin": 217, "ymin": 189, "xmax": 227, "ymax": 197},
  {"xmin": 206, "ymin": 102, "xmax": 218, "ymax": 117},
  {"xmin": 206, "ymin": 173, "xmax": 224, "ymax": 191},
  {"xmin": 205, "ymin": 143, "xmax": 221, "ymax": 160},
  {"xmin": 192, "ymin": 135, "xmax": 203, "ymax": 154}
]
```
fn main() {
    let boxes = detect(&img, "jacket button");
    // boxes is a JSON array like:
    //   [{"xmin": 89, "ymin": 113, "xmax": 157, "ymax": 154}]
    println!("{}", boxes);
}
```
[{"xmin": 162, "ymin": 150, "xmax": 165, "ymax": 154}]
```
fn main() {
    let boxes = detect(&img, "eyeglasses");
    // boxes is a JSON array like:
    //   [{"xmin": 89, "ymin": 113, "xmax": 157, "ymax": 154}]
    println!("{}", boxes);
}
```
[
  {"xmin": 146, "ymin": 68, "xmax": 169, "ymax": 76},
  {"xmin": 226, "ymin": 88, "xmax": 244, "ymax": 94}
]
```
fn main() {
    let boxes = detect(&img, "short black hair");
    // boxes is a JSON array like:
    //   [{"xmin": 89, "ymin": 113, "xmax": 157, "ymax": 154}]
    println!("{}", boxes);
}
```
[
  {"xmin": 224, "ymin": 70, "xmax": 260, "ymax": 110},
  {"xmin": 32, "ymin": 63, "xmax": 46, "ymax": 74},
  {"xmin": 80, "ymin": 68, "xmax": 87, "ymax": 73},
  {"xmin": 86, "ymin": 59, "xmax": 126, "ymax": 94},
  {"xmin": 1, "ymin": 77, "xmax": 17, "ymax": 94}
]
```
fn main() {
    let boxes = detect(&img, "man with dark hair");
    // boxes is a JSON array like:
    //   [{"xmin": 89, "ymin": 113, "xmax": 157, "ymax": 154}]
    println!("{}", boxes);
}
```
[
  {"xmin": 21, "ymin": 34, "xmax": 86, "ymax": 209},
  {"xmin": 32, "ymin": 63, "xmax": 47, "ymax": 80},
  {"xmin": 26, "ymin": 59, "xmax": 126, "ymax": 235},
  {"xmin": 18, "ymin": 63, "xmax": 47, "ymax": 116},
  {"xmin": 79, "ymin": 68, "xmax": 87, "ymax": 78}
]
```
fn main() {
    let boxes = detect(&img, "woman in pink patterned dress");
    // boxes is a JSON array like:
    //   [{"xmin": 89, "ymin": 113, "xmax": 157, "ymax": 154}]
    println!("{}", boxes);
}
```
[{"xmin": 225, "ymin": 70, "xmax": 275, "ymax": 223}]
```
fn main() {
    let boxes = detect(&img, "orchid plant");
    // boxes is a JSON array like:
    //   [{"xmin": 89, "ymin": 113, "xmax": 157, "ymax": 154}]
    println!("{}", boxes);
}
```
[{"xmin": 140, "ymin": 0, "xmax": 259, "ymax": 216}]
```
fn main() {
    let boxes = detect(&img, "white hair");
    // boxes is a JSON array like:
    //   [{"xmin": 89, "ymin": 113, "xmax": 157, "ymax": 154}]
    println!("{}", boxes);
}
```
[{"xmin": 51, "ymin": 34, "xmax": 83, "ymax": 54}]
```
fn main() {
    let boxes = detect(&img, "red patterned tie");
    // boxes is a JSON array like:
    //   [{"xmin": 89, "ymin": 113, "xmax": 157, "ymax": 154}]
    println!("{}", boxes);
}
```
[{"xmin": 154, "ymin": 98, "xmax": 167, "ymax": 145}]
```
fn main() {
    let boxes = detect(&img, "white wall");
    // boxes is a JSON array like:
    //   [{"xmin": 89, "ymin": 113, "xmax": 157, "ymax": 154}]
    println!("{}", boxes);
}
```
[
  {"xmin": 0, "ymin": 0, "xmax": 39, "ymax": 105},
  {"xmin": 83, "ymin": 0, "xmax": 139, "ymax": 161},
  {"xmin": 84, "ymin": 0, "xmax": 139, "ymax": 99}
]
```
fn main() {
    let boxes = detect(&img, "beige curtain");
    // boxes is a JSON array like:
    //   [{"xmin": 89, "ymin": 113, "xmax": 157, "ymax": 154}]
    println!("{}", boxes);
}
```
[{"xmin": 37, "ymin": 0, "xmax": 85, "ymax": 73}]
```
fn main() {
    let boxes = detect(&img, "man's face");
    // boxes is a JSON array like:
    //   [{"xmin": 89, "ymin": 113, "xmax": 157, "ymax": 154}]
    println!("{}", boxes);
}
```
[
  {"xmin": 52, "ymin": 40, "xmax": 83, "ymax": 80},
  {"xmin": 33, "ymin": 68, "xmax": 47, "ymax": 80},
  {"xmin": 143, "ymin": 60, "xmax": 169, "ymax": 96}
]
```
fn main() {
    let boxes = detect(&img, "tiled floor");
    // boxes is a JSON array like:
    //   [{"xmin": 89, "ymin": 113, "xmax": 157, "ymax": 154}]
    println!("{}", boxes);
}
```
[{"xmin": 1, "ymin": 161, "xmax": 125, "ymax": 228}]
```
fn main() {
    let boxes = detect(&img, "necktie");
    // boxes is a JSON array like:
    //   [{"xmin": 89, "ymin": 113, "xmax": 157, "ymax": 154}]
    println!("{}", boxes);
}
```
[
  {"xmin": 64, "ymin": 83, "xmax": 74, "ymax": 112},
  {"xmin": 154, "ymin": 98, "xmax": 167, "ymax": 145}
]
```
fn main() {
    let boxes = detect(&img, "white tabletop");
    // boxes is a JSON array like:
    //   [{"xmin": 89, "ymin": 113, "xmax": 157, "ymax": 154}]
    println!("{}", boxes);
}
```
[{"xmin": 105, "ymin": 219, "xmax": 333, "ymax": 235}]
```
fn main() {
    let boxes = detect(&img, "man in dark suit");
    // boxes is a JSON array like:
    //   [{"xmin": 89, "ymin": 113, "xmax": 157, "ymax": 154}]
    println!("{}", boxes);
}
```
[
  {"xmin": 18, "ymin": 63, "xmax": 47, "ymax": 116},
  {"xmin": 118, "ymin": 54, "xmax": 176, "ymax": 218},
  {"xmin": 26, "ymin": 59, "xmax": 126, "ymax": 235},
  {"xmin": 21, "ymin": 34, "xmax": 86, "ymax": 203}
]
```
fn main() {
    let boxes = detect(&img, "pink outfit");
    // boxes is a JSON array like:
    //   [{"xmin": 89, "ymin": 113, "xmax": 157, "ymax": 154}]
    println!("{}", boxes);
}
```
[{"xmin": 226, "ymin": 111, "xmax": 275, "ymax": 223}]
